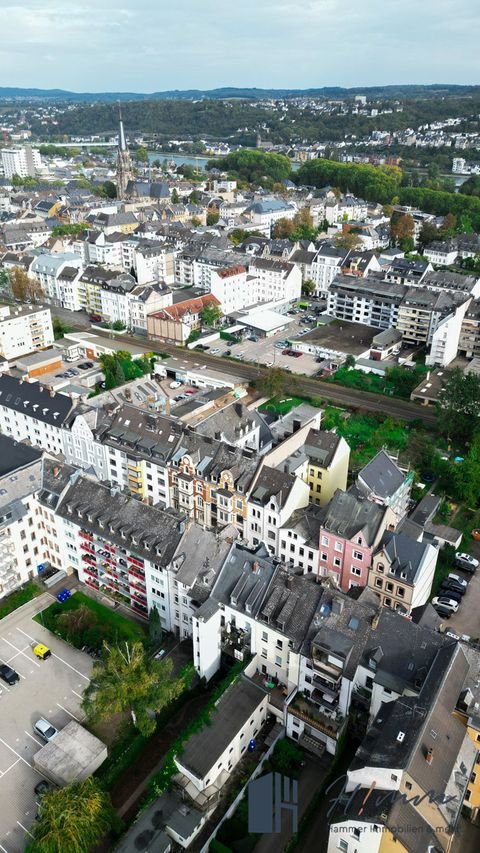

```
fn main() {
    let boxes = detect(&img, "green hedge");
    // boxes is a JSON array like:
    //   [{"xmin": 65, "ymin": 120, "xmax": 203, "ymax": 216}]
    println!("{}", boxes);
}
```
[{"xmin": 0, "ymin": 581, "xmax": 40, "ymax": 620}]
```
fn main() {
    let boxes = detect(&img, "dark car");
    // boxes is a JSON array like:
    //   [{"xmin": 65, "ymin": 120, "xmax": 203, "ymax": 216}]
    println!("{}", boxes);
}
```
[
  {"xmin": 440, "ymin": 581, "xmax": 465, "ymax": 597},
  {"xmin": 439, "ymin": 587, "xmax": 463, "ymax": 603},
  {"xmin": 34, "ymin": 779, "xmax": 53, "ymax": 797},
  {"xmin": 433, "ymin": 604, "xmax": 452, "ymax": 619},
  {"xmin": 0, "ymin": 664, "xmax": 20, "ymax": 685}
]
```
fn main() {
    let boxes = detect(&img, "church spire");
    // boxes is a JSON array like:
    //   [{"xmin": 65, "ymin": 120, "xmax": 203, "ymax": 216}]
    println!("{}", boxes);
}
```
[{"xmin": 116, "ymin": 103, "xmax": 133, "ymax": 199}]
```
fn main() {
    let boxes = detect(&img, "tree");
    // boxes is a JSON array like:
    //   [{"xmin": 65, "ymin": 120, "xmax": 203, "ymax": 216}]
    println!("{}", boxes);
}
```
[
  {"xmin": 10, "ymin": 267, "xmax": 44, "ymax": 304},
  {"xmin": 82, "ymin": 641, "xmax": 184, "ymax": 736},
  {"xmin": 258, "ymin": 367, "xmax": 287, "ymax": 398},
  {"xmin": 207, "ymin": 208, "xmax": 220, "ymax": 226},
  {"xmin": 438, "ymin": 368, "xmax": 480, "ymax": 443},
  {"xmin": 149, "ymin": 604, "xmax": 163, "ymax": 646},
  {"xmin": 302, "ymin": 279, "xmax": 316, "ymax": 297},
  {"xmin": 29, "ymin": 777, "xmax": 115, "ymax": 853},
  {"xmin": 419, "ymin": 221, "xmax": 439, "ymax": 247},
  {"xmin": 112, "ymin": 320, "xmax": 127, "ymax": 331},
  {"xmin": 334, "ymin": 231, "xmax": 362, "ymax": 251},
  {"xmin": 272, "ymin": 218, "xmax": 295, "ymax": 239},
  {"xmin": 102, "ymin": 179, "xmax": 117, "ymax": 199},
  {"xmin": 200, "ymin": 303, "xmax": 222, "ymax": 327},
  {"xmin": 114, "ymin": 360, "xmax": 125, "ymax": 386},
  {"xmin": 135, "ymin": 146, "xmax": 149, "ymax": 163},
  {"xmin": 439, "ymin": 212, "xmax": 457, "ymax": 237},
  {"xmin": 0, "ymin": 268, "xmax": 12, "ymax": 296},
  {"xmin": 171, "ymin": 188, "xmax": 180, "ymax": 204},
  {"xmin": 344, "ymin": 354, "xmax": 356, "ymax": 369},
  {"xmin": 191, "ymin": 216, "xmax": 202, "ymax": 227},
  {"xmin": 390, "ymin": 212, "xmax": 415, "ymax": 247}
]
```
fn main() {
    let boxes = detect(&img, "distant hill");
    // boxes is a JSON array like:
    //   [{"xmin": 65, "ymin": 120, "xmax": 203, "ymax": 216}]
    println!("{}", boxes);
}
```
[{"xmin": 1, "ymin": 84, "xmax": 479, "ymax": 102}]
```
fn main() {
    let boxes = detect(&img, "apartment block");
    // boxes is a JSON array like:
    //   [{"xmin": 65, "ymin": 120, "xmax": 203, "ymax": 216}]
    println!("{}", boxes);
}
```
[{"xmin": 0, "ymin": 305, "xmax": 54, "ymax": 359}]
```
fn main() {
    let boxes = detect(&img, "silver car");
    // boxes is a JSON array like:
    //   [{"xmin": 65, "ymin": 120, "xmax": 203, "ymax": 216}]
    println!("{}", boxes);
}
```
[{"xmin": 34, "ymin": 718, "xmax": 59, "ymax": 742}]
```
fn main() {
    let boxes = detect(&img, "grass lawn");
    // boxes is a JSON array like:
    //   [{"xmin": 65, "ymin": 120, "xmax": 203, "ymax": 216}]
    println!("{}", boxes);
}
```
[
  {"xmin": 0, "ymin": 581, "xmax": 41, "ymax": 620},
  {"xmin": 431, "ymin": 546, "xmax": 457, "ymax": 597},
  {"xmin": 259, "ymin": 395, "xmax": 306, "ymax": 416},
  {"xmin": 34, "ymin": 590, "xmax": 146, "ymax": 649}
]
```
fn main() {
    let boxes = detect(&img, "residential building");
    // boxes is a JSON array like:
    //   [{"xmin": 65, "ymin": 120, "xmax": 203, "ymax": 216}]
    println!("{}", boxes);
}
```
[
  {"xmin": 209, "ymin": 265, "xmax": 257, "ymax": 315},
  {"xmin": 311, "ymin": 243, "xmax": 350, "ymax": 296},
  {"xmin": 174, "ymin": 678, "xmax": 268, "ymax": 811},
  {"xmin": 130, "ymin": 282, "xmax": 173, "ymax": 335},
  {"xmin": 247, "ymin": 257, "xmax": 302, "ymax": 303},
  {"xmin": 246, "ymin": 198, "xmax": 297, "ymax": 232},
  {"xmin": 0, "ymin": 304, "xmax": 54, "ymax": 359},
  {"xmin": 327, "ymin": 275, "xmax": 406, "ymax": 329},
  {"xmin": 0, "ymin": 374, "xmax": 73, "ymax": 458},
  {"xmin": 278, "ymin": 504, "xmax": 324, "ymax": 575},
  {"xmin": 121, "ymin": 237, "xmax": 175, "ymax": 285},
  {"xmin": 0, "ymin": 437, "xmax": 43, "ymax": 597},
  {"xmin": 424, "ymin": 239, "xmax": 459, "ymax": 266},
  {"xmin": 147, "ymin": 294, "xmax": 221, "ymax": 344},
  {"xmin": 55, "ymin": 473, "xmax": 186, "ymax": 623},
  {"xmin": 356, "ymin": 449, "xmax": 412, "ymax": 524},
  {"xmin": 29, "ymin": 253, "xmax": 83, "ymax": 305},
  {"xmin": 99, "ymin": 272, "xmax": 137, "ymax": 327},
  {"xmin": 368, "ymin": 530, "xmax": 438, "ymax": 614},
  {"xmin": 1, "ymin": 146, "xmax": 41, "ymax": 179},
  {"xmin": 317, "ymin": 488, "xmax": 394, "ymax": 592},
  {"xmin": 246, "ymin": 467, "xmax": 310, "ymax": 555},
  {"xmin": 302, "ymin": 430, "xmax": 350, "ymax": 507},
  {"xmin": 327, "ymin": 643, "xmax": 476, "ymax": 853}
]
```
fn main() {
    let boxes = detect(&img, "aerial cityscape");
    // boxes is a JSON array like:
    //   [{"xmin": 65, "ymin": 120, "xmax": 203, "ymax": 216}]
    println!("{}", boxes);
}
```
[{"xmin": 1, "ymin": 3, "xmax": 480, "ymax": 853}]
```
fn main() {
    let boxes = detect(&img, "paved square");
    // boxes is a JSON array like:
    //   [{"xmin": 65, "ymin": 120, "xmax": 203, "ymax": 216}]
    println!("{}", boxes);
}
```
[{"xmin": 0, "ymin": 593, "xmax": 93, "ymax": 853}]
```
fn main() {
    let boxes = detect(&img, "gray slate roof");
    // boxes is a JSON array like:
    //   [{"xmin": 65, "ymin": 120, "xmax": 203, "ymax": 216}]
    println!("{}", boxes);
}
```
[
  {"xmin": 357, "ymin": 449, "xmax": 405, "ymax": 500},
  {"xmin": 0, "ymin": 375, "xmax": 73, "ymax": 427}
]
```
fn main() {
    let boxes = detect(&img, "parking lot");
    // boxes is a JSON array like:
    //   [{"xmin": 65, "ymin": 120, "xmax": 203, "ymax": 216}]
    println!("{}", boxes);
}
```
[
  {"xmin": 0, "ymin": 594, "xmax": 92, "ymax": 853},
  {"xmin": 197, "ymin": 307, "xmax": 324, "ymax": 376},
  {"xmin": 439, "ymin": 556, "xmax": 480, "ymax": 640}
]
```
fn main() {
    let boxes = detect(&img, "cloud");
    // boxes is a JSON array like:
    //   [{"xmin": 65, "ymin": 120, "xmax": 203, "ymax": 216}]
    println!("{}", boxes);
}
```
[{"xmin": 0, "ymin": 0, "xmax": 477, "ymax": 90}]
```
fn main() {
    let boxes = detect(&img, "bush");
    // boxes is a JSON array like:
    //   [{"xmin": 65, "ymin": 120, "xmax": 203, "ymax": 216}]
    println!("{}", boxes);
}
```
[
  {"xmin": 35, "ymin": 591, "xmax": 146, "ymax": 650},
  {"xmin": 210, "ymin": 840, "xmax": 233, "ymax": 853},
  {"xmin": 270, "ymin": 738, "xmax": 304, "ymax": 777}
]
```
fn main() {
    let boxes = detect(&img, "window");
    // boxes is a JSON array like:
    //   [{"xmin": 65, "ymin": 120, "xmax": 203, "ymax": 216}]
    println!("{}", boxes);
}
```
[
  {"xmin": 276, "ymin": 640, "xmax": 283, "ymax": 650},
  {"xmin": 339, "ymin": 841, "xmax": 348, "ymax": 852},
  {"xmin": 334, "ymin": 542, "xmax": 342, "ymax": 552},
  {"xmin": 397, "ymin": 587, "xmax": 405, "ymax": 597},
  {"xmin": 375, "ymin": 578, "xmax": 383, "ymax": 588},
  {"xmin": 351, "ymin": 567, "xmax": 361, "ymax": 576},
  {"xmin": 333, "ymin": 557, "xmax": 341, "ymax": 567},
  {"xmin": 262, "ymin": 631, "xmax": 268, "ymax": 642},
  {"xmin": 316, "ymin": 485, "xmax": 321, "ymax": 493},
  {"xmin": 386, "ymin": 582, "xmax": 393, "ymax": 593},
  {"xmin": 275, "ymin": 655, "xmax": 282, "ymax": 666},
  {"xmin": 321, "ymin": 536, "xmax": 329, "ymax": 546},
  {"xmin": 377, "ymin": 563, "xmax": 384, "ymax": 573},
  {"xmin": 353, "ymin": 550, "xmax": 363, "ymax": 561},
  {"xmin": 405, "ymin": 781, "xmax": 412, "ymax": 791}
]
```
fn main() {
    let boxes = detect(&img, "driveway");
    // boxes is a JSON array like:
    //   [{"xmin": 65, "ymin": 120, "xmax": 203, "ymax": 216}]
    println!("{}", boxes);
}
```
[{"xmin": 0, "ymin": 593, "xmax": 92, "ymax": 853}]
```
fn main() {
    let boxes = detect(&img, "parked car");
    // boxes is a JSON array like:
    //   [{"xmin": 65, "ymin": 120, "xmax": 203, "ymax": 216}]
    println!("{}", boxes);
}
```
[
  {"xmin": 432, "ymin": 597, "xmax": 459, "ymax": 613},
  {"xmin": 434, "ymin": 605, "xmax": 452, "ymax": 619},
  {"xmin": 89, "ymin": 314, "xmax": 102, "ymax": 323},
  {"xmin": 441, "ymin": 580, "xmax": 466, "ymax": 598},
  {"xmin": 169, "ymin": 381, "xmax": 181, "ymax": 389},
  {"xmin": 438, "ymin": 587, "xmax": 463, "ymax": 603},
  {"xmin": 34, "ymin": 718, "xmax": 59, "ymax": 742},
  {"xmin": 210, "ymin": 348, "xmax": 220, "ymax": 354},
  {"xmin": 0, "ymin": 664, "xmax": 20, "ymax": 685},
  {"xmin": 34, "ymin": 779, "xmax": 53, "ymax": 797},
  {"xmin": 446, "ymin": 573, "xmax": 468, "ymax": 590},
  {"xmin": 455, "ymin": 552, "xmax": 479, "ymax": 573}
]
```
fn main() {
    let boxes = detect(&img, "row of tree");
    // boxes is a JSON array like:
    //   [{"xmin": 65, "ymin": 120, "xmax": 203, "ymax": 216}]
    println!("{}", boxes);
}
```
[{"xmin": 296, "ymin": 158, "xmax": 403, "ymax": 204}]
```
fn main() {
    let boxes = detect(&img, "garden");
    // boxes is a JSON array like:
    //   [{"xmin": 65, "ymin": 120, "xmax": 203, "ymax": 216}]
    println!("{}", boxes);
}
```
[
  {"xmin": 33, "ymin": 590, "xmax": 147, "ymax": 651},
  {"xmin": 0, "ymin": 580, "xmax": 40, "ymax": 620}
]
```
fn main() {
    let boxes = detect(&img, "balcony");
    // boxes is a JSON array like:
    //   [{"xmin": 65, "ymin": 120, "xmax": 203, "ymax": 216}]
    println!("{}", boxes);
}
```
[
  {"xmin": 128, "ymin": 567, "xmax": 145, "ymax": 583},
  {"xmin": 85, "ymin": 577, "xmax": 100, "ymax": 590},
  {"xmin": 312, "ymin": 656, "xmax": 343, "ymax": 679},
  {"xmin": 220, "ymin": 624, "xmax": 250, "ymax": 661},
  {"xmin": 80, "ymin": 542, "xmax": 95, "ymax": 554},
  {"xmin": 128, "ymin": 555, "xmax": 144, "ymax": 569},
  {"xmin": 79, "ymin": 530, "xmax": 93, "ymax": 542},
  {"xmin": 288, "ymin": 694, "xmax": 345, "ymax": 738}
]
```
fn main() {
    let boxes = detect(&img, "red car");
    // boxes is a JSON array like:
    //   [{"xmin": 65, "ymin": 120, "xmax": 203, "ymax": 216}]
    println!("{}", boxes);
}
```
[
  {"xmin": 89, "ymin": 313, "xmax": 102, "ymax": 323},
  {"xmin": 282, "ymin": 348, "xmax": 290, "ymax": 355}
]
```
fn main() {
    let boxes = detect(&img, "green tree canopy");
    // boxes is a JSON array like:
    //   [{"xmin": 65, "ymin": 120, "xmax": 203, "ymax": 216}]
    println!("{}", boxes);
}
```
[
  {"xmin": 28, "ymin": 777, "xmax": 115, "ymax": 853},
  {"xmin": 207, "ymin": 149, "xmax": 292, "ymax": 184},
  {"xmin": 200, "ymin": 303, "xmax": 222, "ymax": 327},
  {"xmin": 438, "ymin": 368, "xmax": 480, "ymax": 443},
  {"xmin": 82, "ymin": 641, "xmax": 184, "ymax": 736}
]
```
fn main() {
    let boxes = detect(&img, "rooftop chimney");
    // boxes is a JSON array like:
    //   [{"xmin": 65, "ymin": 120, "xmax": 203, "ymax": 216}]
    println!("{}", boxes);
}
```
[{"xmin": 53, "ymin": 466, "xmax": 60, "ymax": 478}]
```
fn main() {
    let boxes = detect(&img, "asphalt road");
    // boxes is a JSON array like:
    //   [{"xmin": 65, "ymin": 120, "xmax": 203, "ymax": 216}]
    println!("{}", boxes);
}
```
[{"xmin": 52, "ymin": 310, "xmax": 438, "ymax": 427}]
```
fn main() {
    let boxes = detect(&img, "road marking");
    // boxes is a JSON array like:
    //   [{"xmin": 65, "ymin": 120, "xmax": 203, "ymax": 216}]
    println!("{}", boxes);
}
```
[
  {"xmin": 0, "ymin": 758, "xmax": 20, "ymax": 777},
  {"xmin": 16, "ymin": 628, "xmax": 90, "ymax": 681},
  {"xmin": 24, "ymin": 731, "xmax": 43, "ymax": 746},
  {"xmin": 16, "ymin": 822, "xmax": 34, "ymax": 839},
  {"xmin": 56, "ymin": 702, "xmax": 81, "ymax": 722},
  {"xmin": 0, "ymin": 737, "xmax": 34, "ymax": 769},
  {"xmin": 6, "ymin": 645, "xmax": 30, "ymax": 663},
  {"xmin": 0, "ymin": 842, "xmax": 9, "ymax": 853},
  {"xmin": 71, "ymin": 689, "xmax": 83, "ymax": 699},
  {"xmin": 0, "ymin": 653, "xmax": 25, "ymax": 680},
  {"xmin": 2, "ymin": 636, "xmax": 37, "ymax": 670}
]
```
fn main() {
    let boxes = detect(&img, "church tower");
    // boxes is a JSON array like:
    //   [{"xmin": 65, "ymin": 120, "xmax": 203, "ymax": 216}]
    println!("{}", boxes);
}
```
[{"xmin": 116, "ymin": 107, "xmax": 134, "ymax": 199}]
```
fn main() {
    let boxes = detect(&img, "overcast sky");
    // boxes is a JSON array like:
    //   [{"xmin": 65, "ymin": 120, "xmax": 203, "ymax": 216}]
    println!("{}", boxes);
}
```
[{"xmin": 1, "ymin": 0, "xmax": 478, "ymax": 92}]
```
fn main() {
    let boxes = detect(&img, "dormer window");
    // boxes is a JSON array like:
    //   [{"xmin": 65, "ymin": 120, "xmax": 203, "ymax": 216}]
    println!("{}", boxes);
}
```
[{"xmin": 377, "ymin": 563, "xmax": 384, "ymax": 573}]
